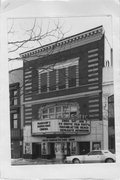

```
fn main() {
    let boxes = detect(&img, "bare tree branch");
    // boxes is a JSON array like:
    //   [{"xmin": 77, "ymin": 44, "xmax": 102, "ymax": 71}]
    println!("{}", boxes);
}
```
[{"xmin": 8, "ymin": 18, "xmax": 67, "ymax": 54}]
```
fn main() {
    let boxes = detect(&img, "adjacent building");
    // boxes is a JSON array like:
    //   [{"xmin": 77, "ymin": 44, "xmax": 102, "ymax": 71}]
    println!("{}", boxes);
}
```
[
  {"xmin": 9, "ymin": 68, "xmax": 23, "ymax": 158},
  {"xmin": 19, "ymin": 26, "xmax": 115, "ymax": 159}
]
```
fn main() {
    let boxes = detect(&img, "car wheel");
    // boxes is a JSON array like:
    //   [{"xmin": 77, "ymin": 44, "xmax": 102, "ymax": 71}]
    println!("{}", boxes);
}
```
[
  {"xmin": 72, "ymin": 158, "xmax": 80, "ymax": 164},
  {"xmin": 105, "ymin": 158, "xmax": 114, "ymax": 163}
]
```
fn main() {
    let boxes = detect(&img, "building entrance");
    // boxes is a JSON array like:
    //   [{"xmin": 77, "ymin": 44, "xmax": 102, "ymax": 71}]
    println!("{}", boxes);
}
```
[
  {"xmin": 32, "ymin": 143, "xmax": 41, "ymax": 159},
  {"xmin": 78, "ymin": 142, "xmax": 90, "ymax": 155},
  {"xmin": 49, "ymin": 143, "xmax": 55, "ymax": 159}
]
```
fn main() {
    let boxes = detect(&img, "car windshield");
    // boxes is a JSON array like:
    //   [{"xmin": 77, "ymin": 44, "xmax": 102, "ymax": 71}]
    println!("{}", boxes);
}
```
[{"xmin": 88, "ymin": 151, "xmax": 103, "ymax": 155}]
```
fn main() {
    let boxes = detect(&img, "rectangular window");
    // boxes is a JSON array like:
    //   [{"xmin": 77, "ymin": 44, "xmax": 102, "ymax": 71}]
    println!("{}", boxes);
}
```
[
  {"xmin": 11, "ymin": 113, "xmax": 18, "ymax": 129},
  {"xmin": 49, "ymin": 70, "xmax": 56, "ymax": 91},
  {"xmin": 41, "ymin": 73, "xmax": 47, "ymax": 93},
  {"xmin": 38, "ymin": 57, "xmax": 79, "ymax": 93},
  {"xmin": 10, "ymin": 89, "xmax": 18, "ymax": 106},
  {"xmin": 68, "ymin": 65, "xmax": 76, "ymax": 87},
  {"xmin": 58, "ymin": 68, "xmax": 66, "ymax": 89},
  {"xmin": 49, "ymin": 107, "xmax": 55, "ymax": 119},
  {"xmin": 56, "ymin": 106, "xmax": 62, "ymax": 118}
]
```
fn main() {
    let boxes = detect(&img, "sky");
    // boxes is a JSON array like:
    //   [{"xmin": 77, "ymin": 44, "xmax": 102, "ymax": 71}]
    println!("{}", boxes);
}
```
[{"xmin": 8, "ymin": 16, "xmax": 113, "ymax": 70}]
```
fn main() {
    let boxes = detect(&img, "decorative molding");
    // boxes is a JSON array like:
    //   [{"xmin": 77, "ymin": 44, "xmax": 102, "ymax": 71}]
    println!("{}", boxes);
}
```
[
  {"xmin": 23, "ymin": 90, "xmax": 101, "ymax": 105},
  {"xmin": 20, "ymin": 26, "xmax": 103, "ymax": 59}
]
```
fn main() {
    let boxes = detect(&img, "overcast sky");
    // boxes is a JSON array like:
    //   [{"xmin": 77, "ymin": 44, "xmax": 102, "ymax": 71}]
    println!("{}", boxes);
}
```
[{"xmin": 8, "ymin": 16, "xmax": 112, "ymax": 70}]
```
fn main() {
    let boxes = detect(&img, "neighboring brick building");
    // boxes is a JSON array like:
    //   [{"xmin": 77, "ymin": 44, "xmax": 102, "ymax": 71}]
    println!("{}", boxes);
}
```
[
  {"xmin": 20, "ymin": 26, "xmax": 114, "ymax": 159},
  {"xmin": 9, "ymin": 68, "xmax": 23, "ymax": 158}
]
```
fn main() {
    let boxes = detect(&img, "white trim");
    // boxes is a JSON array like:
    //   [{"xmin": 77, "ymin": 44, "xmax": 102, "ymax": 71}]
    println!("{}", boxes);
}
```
[
  {"xmin": 88, "ymin": 53, "xmax": 98, "ymax": 58},
  {"xmin": 25, "ymin": 86, "xmax": 32, "ymax": 90},
  {"xmin": 89, "ymin": 104, "xmax": 99, "ymax": 108},
  {"xmin": 88, "ymin": 86, "xmax": 99, "ymax": 90},
  {"xmin": 25, "ymin": 74, "xmax": 32, "ymax": 78},
  {"xmin": 88, "ymin": 48, "xmax": 98, "ymax": 53},
  {"xmin": 25, "ymin": 97, "xmax": 32, "ymax": 101},
  {"xmin": 89, "ymin": 109, "xmax": 99, "ymax": 113},
  {"xmin": 25, "ymin": 112, "xmax": 32, "ymax": 115},
  {"xmin": 23, "ymin": 90, "xmax": 101, "ymax": 105},
  {"xmin": 89, "ymin": 114, "xmax": 99, "ymax": 118},
  {"xmin": 89, "ymin": 99, "xmax": 99, "ymax": 103},
  {"xmin": 38, "ymin": 57, "xmax": 79, "ymax": 74},
  {"xmin": 88, "ymin": 78, "xmax": 99, "ymax": 82},
  {"xmin": 25, "ymin": 71, "xmax": 32, "ymax": 75},
  {"xmin": 25, "ymin": 117, "xmax": 32, "ymax": 120},
  {"xmin": 88, "ymin": 63, "xmax": 98, "ymax": 68},
  {"xmin": 88, "ymin": 58, "xmax": 99, "ymax": 63},
  {"xmin": 88, "ymin": 68, "xmax": 98, "ymax": 72},
  {"xmin": 88, "ymin": 73, "xmax": 98, "ymax": 77}
]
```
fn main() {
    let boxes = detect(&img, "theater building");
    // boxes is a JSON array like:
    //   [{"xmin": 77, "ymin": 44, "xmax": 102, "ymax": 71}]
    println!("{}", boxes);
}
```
[
  {"xmin": 9, "ymin": 68, "xmax": 23, "ymax": 158},
  {"xmin": 20, "ymin": 26, "xmax": 114, "ymax": 159}
]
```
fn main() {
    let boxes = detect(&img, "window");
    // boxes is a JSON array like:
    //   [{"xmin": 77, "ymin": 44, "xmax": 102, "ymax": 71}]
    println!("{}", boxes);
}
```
[
  {"xmin": 49, "ymin": 70, "xmax": 56, "ymax": 91},
  {"xmin": 42, "ymin": 108, "xmax": 49, "ymax": 119},
  {"xmin": 41, "ymin": 73, "xmax": 47, "ymax": 93},
  {"xmin": 10, "ymin": 89, "xmax": 19, "ymax": 106},
  {"xmin": 92, "ymin": 142, "xmax": 101, "ymax": 150},
  {"xmin": 49, "ymin": 107, "xmax": 55, "ymax": 119},
  {"xmin": 11, "ymin": 113, "xmax": 18, "ymax": 129},
  {"xmin": 68, "ymin": 65, "xmax": 76, "ymax": 87},
  {"xmin": 58, "ymin": 68, "xmax": 66, "ymax": 90},
  {"xmin": 38, "ymin": 57, "xmax": 79, "ymax": 93},
  {"xmin": 39, "ymin": 103, "xmax": 78, "ymax": 120},
  {"xmin": 56, "ymin": 106, "xmax": 62, "ymax": 118}
]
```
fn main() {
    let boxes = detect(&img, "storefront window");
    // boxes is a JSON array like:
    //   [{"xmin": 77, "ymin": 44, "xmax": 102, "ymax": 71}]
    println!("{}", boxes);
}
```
[{"xmin": 92, "ymin": 142, "xmax": 101, "ymax": 150}]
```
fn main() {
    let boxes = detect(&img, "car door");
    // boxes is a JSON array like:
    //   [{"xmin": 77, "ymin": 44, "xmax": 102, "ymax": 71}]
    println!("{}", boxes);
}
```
[{"xmin": 84, "ymin": 151, "xmax": 103, "ymax": 163}]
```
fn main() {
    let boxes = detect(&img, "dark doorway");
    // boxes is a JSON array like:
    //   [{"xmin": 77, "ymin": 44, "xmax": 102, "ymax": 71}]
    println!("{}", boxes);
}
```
[
  {"xmin": 49, "ymin": 143, "xmax": 55, "ymax": 159},
  {"xmin": 32, "ymin": 143, "xmax": 41, "ymax": 159},
  {"xmin": 67, "ymin": 142, "xmax": 70, "ymax": 156},
  {"xmin": 78, "ymin": 142, "xmax": 90, "ymax": 155}
]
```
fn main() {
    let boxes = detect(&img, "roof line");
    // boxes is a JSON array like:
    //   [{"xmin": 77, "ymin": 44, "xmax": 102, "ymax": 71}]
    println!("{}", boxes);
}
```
[
  {"xmin": 9, "ymin": 67, "xmax": 23, "ymax": 73},
  {"xmin": 20, "ymin": 25, "xmax": 103, "ymax": 56}
]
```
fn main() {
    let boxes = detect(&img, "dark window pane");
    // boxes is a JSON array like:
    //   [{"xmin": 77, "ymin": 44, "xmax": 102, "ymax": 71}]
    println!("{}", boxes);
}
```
[
  {"xmin": 58, "ymin": 68, "xmax": 66, "ymax": 89},
  {"xmin": 10, "ymin": 89, "xmax": 18, "ymax": 105},
  {"xmin": 41, "ymin": 73, "xmax": 47, "ymax": 92},
  {"xmin": 11, "ymin": 113, "xmax": 18, "ymax": 129},
  {"xmin": 68, "ymin": 66, "xmax": 76, "ymax": 87},
  {"xmin": 49, "ymin": 70, "xmax": 56, "ymax": 91}
]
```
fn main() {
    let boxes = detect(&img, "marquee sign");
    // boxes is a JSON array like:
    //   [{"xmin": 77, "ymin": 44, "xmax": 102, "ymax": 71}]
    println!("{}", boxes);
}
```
[{"xmin": 32, "ymin": 117, "xmax": 91, "ymax": 135}]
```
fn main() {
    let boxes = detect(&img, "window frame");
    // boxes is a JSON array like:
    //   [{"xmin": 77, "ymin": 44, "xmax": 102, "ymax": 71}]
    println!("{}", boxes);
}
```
[
  {"xmin": 39, "ymin": 103, "xmax": 79, "ymax": 120},
  {"xmin": 38, "ymin": 57, "xmax": 79, "ymax": 94}
]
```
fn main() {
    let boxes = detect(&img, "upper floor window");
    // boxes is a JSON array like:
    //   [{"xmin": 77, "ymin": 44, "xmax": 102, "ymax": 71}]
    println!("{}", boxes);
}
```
[
  {"xmin": 38, "ymin": 57, "xmax": 79, "ymax": 93},
  {"xmin": 38, "ymin": 103, "xmax": 79, "ymax": 120},
  {"xmin": 10, "ymin": 112, "xmax": 18, "ymax": 129},
  {"xmin": 10, "ymin": 84, "xmax": 19, "ymax": 106}
]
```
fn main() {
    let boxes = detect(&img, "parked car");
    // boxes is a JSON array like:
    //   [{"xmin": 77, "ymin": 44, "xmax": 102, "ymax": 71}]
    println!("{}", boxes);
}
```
[{"xmin": 65, "ymin": 150, "xmax": 116, "ymax": 164}]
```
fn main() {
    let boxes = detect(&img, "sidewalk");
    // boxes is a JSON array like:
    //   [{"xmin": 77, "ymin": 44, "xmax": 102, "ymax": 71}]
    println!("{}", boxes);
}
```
[{"xmin": 11, "ymin": 158, "xmax": 64, "ymax": 165}]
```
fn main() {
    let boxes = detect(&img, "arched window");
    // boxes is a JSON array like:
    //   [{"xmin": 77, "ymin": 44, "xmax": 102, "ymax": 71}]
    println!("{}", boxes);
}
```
[{"xmin": 38, "ymin": 103, "xmax": 79, "ymax": 120}]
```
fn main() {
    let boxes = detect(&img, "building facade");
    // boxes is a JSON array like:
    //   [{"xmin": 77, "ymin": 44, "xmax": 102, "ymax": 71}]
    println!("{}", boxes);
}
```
[
  {"xmin": 20, "ymin": 26, "xmax": 114, "ymax": 159},
  {"xmin": 9, "ymin": 68, "xmax": 23, "ymax": 158}
]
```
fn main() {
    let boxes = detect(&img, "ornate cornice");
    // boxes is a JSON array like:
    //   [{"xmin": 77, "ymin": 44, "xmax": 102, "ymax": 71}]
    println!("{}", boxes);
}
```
[{"xmin": 20, "ymin": 26, "xmax": 104, "ymax": 59}]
